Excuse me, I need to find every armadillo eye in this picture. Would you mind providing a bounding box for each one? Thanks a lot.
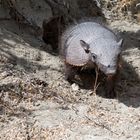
[108,65,111,68]
[92,53,97,60]
[93,55,96,59]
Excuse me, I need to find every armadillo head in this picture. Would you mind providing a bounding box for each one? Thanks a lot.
[80,39,123,75]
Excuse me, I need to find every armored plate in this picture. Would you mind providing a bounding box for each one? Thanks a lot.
[62,21,121,73]
[66,41,90,66]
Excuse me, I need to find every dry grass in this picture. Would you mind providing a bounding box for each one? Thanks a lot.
[102,0,140,21]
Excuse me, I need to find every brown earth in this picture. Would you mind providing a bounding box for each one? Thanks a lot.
[0,1,140,140]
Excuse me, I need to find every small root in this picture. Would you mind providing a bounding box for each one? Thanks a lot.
[93,67,100,95]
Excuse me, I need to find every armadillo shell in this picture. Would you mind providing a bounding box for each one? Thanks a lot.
[66,44,89,66]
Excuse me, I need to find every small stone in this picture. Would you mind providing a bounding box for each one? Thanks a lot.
[0,71,12,79]
[71,83,79,91]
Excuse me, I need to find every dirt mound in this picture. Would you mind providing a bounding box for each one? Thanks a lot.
[0,1,140,139]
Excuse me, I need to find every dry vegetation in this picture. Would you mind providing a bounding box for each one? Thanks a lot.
[0,0,140,139]
[102,0,140,21]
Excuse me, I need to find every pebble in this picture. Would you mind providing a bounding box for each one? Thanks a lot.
[71,83,79,91]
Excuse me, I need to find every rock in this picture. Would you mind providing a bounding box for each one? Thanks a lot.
[71,83,79,91]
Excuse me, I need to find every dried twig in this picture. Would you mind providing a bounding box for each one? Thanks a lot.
[85,115,119,136]
[93,66,100,95]
[0,98,15,114]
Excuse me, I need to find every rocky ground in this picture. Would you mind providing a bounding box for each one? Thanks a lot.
[0,1,140,140]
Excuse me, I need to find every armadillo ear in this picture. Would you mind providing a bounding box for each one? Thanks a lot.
[80,40,90,53]
[118,39,123,47]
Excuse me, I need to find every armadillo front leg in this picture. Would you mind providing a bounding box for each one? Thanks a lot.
[105,74,117,98]
[64,63,77,84]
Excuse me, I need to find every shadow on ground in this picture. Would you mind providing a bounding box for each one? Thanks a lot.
[0,20,140,108]
[117,29,140,108]
[0,24,49,73]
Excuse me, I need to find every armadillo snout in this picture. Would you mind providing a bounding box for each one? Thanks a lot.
[98,63,117,75]
[105,68,117,75]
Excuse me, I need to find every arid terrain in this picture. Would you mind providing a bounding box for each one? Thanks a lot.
[0,0,140,140]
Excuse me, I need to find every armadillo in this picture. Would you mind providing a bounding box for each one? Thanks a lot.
[60,21,123,98]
